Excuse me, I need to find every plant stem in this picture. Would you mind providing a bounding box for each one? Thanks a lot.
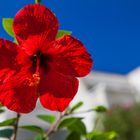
[70,109,94,115]
[13,113,20,140]
[44,109,94,138]
[45,113,64,137]
[35,0,41,4]
[44,109,94,137]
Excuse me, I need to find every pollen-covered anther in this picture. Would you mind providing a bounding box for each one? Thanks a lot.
[29,73,40,87]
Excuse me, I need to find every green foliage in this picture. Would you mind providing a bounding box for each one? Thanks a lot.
[0,104,5,114]
[93,105,107,113]
[0,104,3,108]
[34,134,45,140]
[66,132,81,140]
[37,114,56,124]
[0,118,16,126]
[58,117,86,135]
[101,104,140,140]
[0,101,114,140]
[20,125,44,134]
[68,101,83,113]
[0,109,5,113]
[106,131,118,140]
[13,38,18,44]
[87,131,106,140]
[56,30,72,39]
[0,128,13,138]
[86,131,118,140]
[2,18,14,37]
[34,134,43,140]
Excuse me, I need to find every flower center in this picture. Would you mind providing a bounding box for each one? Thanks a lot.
[29,51,51,87]
[31,51,51,71]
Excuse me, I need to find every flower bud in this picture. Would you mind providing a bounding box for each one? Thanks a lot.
[35,0,41,4]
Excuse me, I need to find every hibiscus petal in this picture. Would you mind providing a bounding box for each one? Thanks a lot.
[39,70,79,112]
[46,35,93,77]
[13,4,59,44]
[0,38,18,70]
[0,38,38,113]
[0,38,19,87]
[0,70,38,113]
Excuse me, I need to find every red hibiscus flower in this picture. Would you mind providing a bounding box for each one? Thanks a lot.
[0,4,93,113]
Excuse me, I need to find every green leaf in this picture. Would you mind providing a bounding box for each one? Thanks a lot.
[56,30,72,39]
[66,132,81,140]
[86,131,100,139]
[69,101,83,113]
[34,134,45,140]
[105,131,118,140]
[86,131,118,140]
[0,128,13,138]
[0,104,5,113]
[0,118,16,126]
[37,115,56,124]
[2,18,14,37]
[13,38,18,44]
[58,117,86,135]
[86,131,106,140]
[0,109,5,114]
[0,104,3,108]
[20,125,43,134]
[93,105,107,113]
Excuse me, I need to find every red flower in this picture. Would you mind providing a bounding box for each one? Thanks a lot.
[0,4,93,113]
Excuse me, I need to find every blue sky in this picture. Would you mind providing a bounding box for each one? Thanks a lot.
[0,0,140,74]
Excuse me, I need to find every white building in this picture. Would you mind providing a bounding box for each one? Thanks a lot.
[71,67,140,131]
